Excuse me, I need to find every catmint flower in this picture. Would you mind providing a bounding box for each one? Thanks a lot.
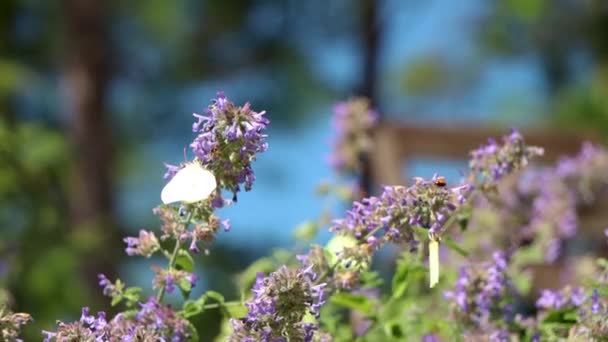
[466,141,608,264]
[123,230,160,257]
[228,266,327,341]
[42,307,107,342]
[163,163,182,180]
[469,128,543,187]
[555,142,608,204]
[97,274,118,297]
[421,333,441,342]
[43,297,192,341]
[187,214,224,254]
[0,307,32,342]
[536,289,568,310]
[591,289,601,314]
[331,176,464,249]
[153,205,188,241]
[488,329,510,342]
[328,97,377,175]
[536,286,587,313]
[152,267,197,294]
[545,287,608,340]
[444,251,513,328]
[190,92,269,200]
[153,203,226,255]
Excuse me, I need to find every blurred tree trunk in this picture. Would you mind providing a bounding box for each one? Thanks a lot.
[62,0,119,289]
[357,0,381,196]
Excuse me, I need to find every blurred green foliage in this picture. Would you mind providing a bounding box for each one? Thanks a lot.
[0,120,97,339]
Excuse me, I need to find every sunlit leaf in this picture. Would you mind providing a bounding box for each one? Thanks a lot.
[330,293,373,315]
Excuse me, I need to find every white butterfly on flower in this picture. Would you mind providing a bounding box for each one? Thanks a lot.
[161,162,217,204]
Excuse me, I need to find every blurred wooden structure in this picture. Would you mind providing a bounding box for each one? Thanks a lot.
[369,121,601,186]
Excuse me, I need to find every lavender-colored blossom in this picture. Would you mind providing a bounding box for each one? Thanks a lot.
[466,143,608,264]
[0,307,32,342]
[488,329,510,342]
[444,251,513,328]
[97,273,118,297]
[469,129,543,187]
[536,290,567,310]
[555,142,608,204]
[228,266,327,341]
[190,92,269,200]
[328,97,377,175]
[591,289,601,314]
[153,267,197,294]
[544,287,608,340]
[421,333,440,342]
[123,230,160,257]
[536,286,587,310]
[331,176,467,249]
[153,205,225,255]
[163,163,182,180]
[43,297,191,341]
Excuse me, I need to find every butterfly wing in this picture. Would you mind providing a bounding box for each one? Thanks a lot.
[161,164,217,204]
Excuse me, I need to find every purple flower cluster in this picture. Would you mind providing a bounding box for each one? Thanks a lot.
[0,307,32,342]
[470,143,608,263]
[535,286,586,310]
[331,176,469,249]
[555,143,608,204]
[123,229,160,257]
[228,266,327,341]
[187,91,269,201]
[469,129,544,187]
[97,274,120,297]
[328,97,377,175]
[42,298,192,341]
[152,266,197,294]
[444,251,513,328]
[152,205,230,255]
[537,287,608,340]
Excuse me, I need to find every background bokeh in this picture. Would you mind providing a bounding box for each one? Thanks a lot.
[0,0,606,340]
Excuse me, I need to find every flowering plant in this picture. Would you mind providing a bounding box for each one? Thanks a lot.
[3,93,608,342]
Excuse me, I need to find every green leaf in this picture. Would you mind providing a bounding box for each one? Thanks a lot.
[361,270,384,288]
[111,295,123,307]
[541,308,578,324]
[457,210,471,232]
[123,287,142,307]
[175,250,195,273]
[186,320,200,342]
[206,290,225,303]
[383,321,404,339]
[181,298,205,318]
[330,293,373,315]
[225,302,248,318]
[442,236,469,257]
[293,221,318,241]
[391,262,426,299]
[178,278,192,300]
[121,309,139,319]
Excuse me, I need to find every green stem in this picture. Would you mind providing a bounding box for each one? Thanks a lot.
[156,212,193,303]
[201,301,241,310]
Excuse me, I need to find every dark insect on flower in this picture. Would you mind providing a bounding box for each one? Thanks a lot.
[178,205,188,218]
[435,176,447,187]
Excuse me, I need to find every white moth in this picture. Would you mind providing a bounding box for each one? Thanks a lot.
[161,163,217,204]
[429,239,440,288]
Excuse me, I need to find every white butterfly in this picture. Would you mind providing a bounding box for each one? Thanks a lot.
[161,163,217,204]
